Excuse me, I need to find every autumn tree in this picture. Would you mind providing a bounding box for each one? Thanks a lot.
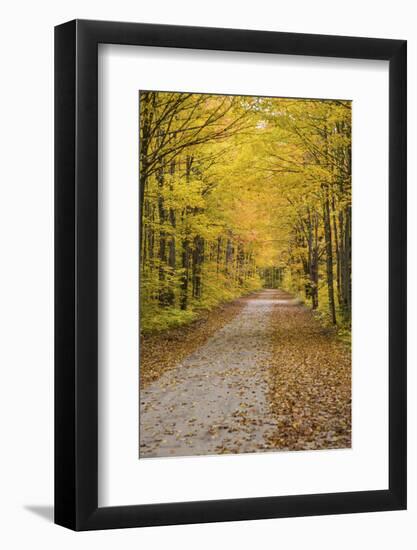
[139,92,351,331]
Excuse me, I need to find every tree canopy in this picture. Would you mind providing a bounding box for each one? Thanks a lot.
[139,91,351,332]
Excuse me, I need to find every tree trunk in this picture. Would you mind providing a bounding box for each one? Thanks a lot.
[323,189,337,324]
[180,155,194,309]
[192,236,204,299]
[167,160,176,272]
[332,194,342,307]
[180,237,190,310]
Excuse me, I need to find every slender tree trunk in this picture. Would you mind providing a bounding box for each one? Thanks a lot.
[332,194,342,307]
[180,155,193,310]
[192,235,204,299]
[323,188,337,325]
[157,169,171,306]
[343,207,352,325]
[148,204,155,272]
[312,211,319,309]
[180,236,190,310]
[139,92,154,255]
[167,161,176,274]
[141,199,148,273]
[216,237,221,275]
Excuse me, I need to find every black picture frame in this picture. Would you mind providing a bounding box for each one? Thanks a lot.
[55,19,407,531]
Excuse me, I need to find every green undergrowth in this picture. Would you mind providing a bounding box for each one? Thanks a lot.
[141,278,261,334]
[140,306,199,333]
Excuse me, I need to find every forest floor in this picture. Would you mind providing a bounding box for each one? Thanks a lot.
[139,289,351,458]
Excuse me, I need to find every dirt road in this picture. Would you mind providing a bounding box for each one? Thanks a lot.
[139,289,351,458]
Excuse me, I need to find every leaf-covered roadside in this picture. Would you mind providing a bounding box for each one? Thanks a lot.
[266,293,351,450]
[140,298,246,389]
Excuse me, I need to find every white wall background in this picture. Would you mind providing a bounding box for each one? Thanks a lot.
[0,0,414,548]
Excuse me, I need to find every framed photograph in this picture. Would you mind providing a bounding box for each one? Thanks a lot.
[55,19,406,530]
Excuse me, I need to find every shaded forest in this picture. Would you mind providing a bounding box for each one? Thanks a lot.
[139,91,351,332]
